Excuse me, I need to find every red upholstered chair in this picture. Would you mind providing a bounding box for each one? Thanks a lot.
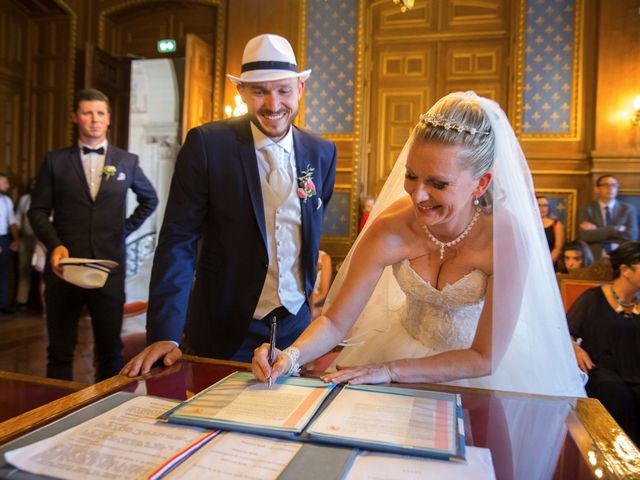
[556,261,613,313]
[557,278,612,313]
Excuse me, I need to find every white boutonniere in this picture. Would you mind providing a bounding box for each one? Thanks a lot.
[103,165,116,181]
[296,166,317,204]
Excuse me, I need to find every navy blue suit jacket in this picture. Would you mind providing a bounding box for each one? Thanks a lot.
[28,144,158,274]
[147,116,337,358]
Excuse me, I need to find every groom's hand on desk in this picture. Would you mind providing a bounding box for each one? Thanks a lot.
[120,341,182,377]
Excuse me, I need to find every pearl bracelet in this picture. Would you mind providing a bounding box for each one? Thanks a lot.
[281,346,301,377]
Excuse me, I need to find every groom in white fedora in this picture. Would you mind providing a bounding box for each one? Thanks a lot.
[122,34,337,375]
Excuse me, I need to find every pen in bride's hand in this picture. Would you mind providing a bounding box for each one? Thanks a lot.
[268,316,277,389]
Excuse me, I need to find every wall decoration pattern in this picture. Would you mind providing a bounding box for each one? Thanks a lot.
[322,191,351,237]
[304,0,357,134]
[522,0,577,135]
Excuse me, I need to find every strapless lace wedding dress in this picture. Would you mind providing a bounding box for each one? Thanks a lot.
[334,259,487,367]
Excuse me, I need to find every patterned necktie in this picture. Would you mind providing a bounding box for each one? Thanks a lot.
[262,144,290,202]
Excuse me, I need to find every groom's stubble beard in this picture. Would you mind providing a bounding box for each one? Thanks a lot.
[251,104,299,142]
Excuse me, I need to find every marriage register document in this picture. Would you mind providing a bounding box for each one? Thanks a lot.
[307,384,465,460]
[162,372,334,436]
[5,396,217,480]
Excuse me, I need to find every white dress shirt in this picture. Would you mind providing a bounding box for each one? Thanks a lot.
[0,194,16,235]
[79,140,108,200]
[251,123,305,319]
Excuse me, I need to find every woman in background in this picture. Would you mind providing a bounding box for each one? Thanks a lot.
[556,240,594,273]
[537,195,564,264]
[568,241,640,444]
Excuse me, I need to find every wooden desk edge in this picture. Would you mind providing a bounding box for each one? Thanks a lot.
[573,398,640,477]
[181,354,251,369]
[0,356,248,445]
[0,374,136,445]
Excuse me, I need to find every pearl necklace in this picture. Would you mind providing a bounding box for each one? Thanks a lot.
[422,207,481,260]
[609,285,638,310]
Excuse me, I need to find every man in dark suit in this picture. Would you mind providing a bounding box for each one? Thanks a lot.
[579,174,638,260]
[121,34,336,376]
[29,88,158,381]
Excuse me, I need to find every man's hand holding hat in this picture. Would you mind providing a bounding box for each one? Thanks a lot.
[50,245,69,279]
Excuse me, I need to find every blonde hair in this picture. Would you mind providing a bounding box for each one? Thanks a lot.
[412,92,495,210]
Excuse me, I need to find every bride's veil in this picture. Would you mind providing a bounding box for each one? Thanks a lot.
[324,91,585,396]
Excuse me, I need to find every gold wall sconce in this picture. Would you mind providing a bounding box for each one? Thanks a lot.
[392,0,415,13]
[632,96,640,126]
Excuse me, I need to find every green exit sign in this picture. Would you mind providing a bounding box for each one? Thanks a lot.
[157,39,176,53]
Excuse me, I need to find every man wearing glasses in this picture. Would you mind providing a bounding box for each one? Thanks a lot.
[579,175,638,260]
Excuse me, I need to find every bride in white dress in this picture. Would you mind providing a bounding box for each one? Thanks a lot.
[252,91,585,397]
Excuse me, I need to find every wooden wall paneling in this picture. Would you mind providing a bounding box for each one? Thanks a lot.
[84,44,131,149]
[373,0,434,36]
[590,0,640,201]
[0,0,78,193]
[364,0,511,203]
[182,33,214,141]
[368,41,435,195]
[592,0,640,158]
[0,2,28,189]
[438,38,508,105]
[438,0,508,33]
[102,3,217,60]
[98,1,224,120]
[30,15,71,174]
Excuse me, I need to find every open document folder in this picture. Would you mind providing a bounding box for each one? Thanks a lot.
[161,372,465,461]
[159,371,335,436]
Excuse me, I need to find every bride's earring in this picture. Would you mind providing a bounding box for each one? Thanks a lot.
[473,197,479,206]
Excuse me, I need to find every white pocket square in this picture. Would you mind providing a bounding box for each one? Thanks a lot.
[117,172,126,181]
[315,197,322,211]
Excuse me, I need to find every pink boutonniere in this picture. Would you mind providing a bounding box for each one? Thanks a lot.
[296,166,317,203]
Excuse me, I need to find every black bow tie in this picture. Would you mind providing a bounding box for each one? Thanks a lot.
[82,146,105,155]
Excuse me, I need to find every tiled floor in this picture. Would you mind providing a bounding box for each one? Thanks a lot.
[0,309,146,384]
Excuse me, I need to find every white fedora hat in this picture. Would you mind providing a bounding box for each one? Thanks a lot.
[227,34,311,85]
[59,258,119,289]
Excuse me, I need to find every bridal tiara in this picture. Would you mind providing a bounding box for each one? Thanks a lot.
[419,113,490,136]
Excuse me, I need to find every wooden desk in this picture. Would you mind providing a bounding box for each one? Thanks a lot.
[1,355,639,479]
[0,371,87,423]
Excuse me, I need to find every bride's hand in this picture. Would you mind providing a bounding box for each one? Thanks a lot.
[251,343,291,382]
[321,363,395,385]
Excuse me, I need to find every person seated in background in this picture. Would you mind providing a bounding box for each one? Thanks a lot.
[358,195,375,232]
[556,240,594,273]
[568,241,640,445]
[310,250,332,320]
[579,175,638,260]
[536,195,564,264]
